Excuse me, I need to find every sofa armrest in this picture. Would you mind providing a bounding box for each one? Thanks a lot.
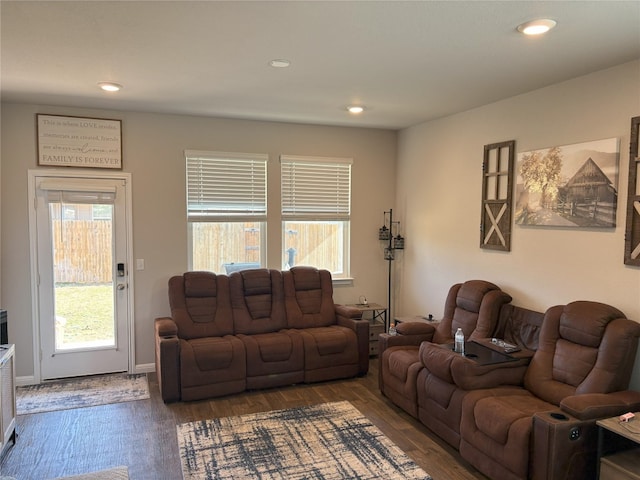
[396,321,437,336]
[560,390,640,420]
[156,316,178,337]
[154,317,181,403]
[335,304,363,320]
[337,315,369,375]
[378,327,435,359]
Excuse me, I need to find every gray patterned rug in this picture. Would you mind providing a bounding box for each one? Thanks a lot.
[177,401,432,480]
[16,373,149,415]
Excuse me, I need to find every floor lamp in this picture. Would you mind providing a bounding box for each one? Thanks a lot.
[378,209,404,330]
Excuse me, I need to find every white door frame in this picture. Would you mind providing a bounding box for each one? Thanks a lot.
[28,169,135,383]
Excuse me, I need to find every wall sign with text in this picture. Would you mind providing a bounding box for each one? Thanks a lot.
[37,114,122,169]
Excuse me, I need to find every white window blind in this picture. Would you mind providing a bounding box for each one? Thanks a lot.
[39,179,117,204]
[186,150,268,222]
[280,155,352,220]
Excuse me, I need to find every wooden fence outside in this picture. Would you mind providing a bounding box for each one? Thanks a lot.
[52,220,113,284]
[190,221,344,273]
[53,220,344,283]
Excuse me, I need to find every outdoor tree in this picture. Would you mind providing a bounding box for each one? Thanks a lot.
[520,146,563,208]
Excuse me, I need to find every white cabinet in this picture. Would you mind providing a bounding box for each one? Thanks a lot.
[0,344,16,460]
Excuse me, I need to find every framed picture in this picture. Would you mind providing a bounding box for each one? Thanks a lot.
[514,138,619,228]
[37,114,122,169]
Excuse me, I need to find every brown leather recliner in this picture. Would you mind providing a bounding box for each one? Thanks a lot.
[459,301,640,480]
[378,280,513,418]
[230,268,304,390]
[283,266,369,382]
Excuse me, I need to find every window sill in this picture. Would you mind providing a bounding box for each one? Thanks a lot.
[333,277,354,287]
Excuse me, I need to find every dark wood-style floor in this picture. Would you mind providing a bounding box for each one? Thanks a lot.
[2,358,487,480]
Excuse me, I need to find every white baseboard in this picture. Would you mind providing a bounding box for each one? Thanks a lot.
[17,375,37,387]
[135,363,155,374]
[17,364,155,386]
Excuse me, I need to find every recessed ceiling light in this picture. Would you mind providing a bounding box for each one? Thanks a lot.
[517,19,557,36]
[98,82,123,92]
[269,59,291,68]
[347,105,365,114]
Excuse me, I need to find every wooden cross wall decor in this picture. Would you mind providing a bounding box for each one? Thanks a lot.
[624,116,640,266]
[480,140,515,251]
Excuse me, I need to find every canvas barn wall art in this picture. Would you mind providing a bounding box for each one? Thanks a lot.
[515,138,619,228]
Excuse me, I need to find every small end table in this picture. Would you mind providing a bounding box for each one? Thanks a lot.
[346,303,387,356]
[596,413,640,479]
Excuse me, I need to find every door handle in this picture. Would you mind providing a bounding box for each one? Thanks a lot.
[117,283,127,291]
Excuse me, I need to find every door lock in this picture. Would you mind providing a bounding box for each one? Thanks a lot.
[117,283,127,291]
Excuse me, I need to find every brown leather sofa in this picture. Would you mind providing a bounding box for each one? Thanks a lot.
[379,292,640,480]
[155,266,369,402]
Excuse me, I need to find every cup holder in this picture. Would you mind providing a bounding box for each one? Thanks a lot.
[550,412,569,421]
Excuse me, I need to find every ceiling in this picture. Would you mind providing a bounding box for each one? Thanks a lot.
[1,1,639,130]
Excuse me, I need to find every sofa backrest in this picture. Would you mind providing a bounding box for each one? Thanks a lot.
[230,268,287,335]
[525,301,640,405]
[433,280,512,343]
[168,271,233,339]
[493,304,544,351]
[283,266,336,329]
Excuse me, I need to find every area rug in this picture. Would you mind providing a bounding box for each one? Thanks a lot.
[177,400,432,480]
[52,466,129,480]
[16,373,149,415]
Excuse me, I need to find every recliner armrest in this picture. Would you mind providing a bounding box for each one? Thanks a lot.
[154,317,181,402]
[155,316,178,337]
[560,390,640,420]
[336,316,369,376]
[335,304,362,320]
[378,329,435,358]
[397,321,436,336]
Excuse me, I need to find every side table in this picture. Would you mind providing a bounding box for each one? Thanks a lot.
[596,413,640,479]
[346,303,387,356]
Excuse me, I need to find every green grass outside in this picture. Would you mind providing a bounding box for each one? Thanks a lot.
[54,284,114,345]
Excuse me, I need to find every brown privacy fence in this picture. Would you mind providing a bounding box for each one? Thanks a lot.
[53,220,344,283]
[192,221,343,274]
[52,220,113,284]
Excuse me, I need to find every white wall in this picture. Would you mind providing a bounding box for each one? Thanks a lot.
[396,60,640,389]
[1,105,397,378]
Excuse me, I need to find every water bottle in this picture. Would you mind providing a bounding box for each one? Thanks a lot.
[389,323,397,336]
[454,328,465,354]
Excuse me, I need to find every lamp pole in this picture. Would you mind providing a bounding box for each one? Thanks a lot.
[388,209,393,330]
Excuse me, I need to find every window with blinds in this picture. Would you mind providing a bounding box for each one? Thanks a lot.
[281,156,351,219]
[185,151,267,273]
[280,155,352,277]
[186,150,267,221]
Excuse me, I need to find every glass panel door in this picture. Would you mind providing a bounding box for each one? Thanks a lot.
[35,176,130,380]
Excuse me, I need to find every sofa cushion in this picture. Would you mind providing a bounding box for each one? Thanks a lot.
[283,267,336,329]
[298,326,358,370]
[184,271,217,297]
[244,332,297,363]
[230,269,287,335]
[179,336,246,390]
[169,272,234,339]
[559,301,623,348]
[460,387,550,479]
[188,337,236,371]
